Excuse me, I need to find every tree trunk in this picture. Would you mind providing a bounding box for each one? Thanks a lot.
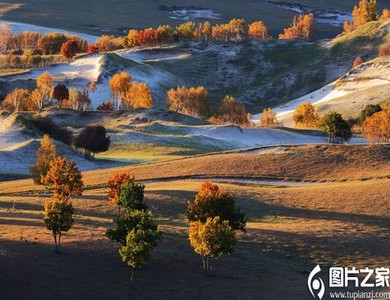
[130,268,135,287]
[53,232,58,253]
[58,231,61,253]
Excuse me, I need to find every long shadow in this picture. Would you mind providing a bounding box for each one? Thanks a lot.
[148,189,390,228]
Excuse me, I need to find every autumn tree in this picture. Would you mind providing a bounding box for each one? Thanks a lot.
[66,89,91,110]
[38,32,68,54]
[344,0,378,33]
[378,43,390,57]
[124,82,153,109]
[176,22,196,39]
[279,13,314,40]
[229,19,246,42]
[167,86,210,118]
[53,84,69,106]
[362,110,390,143]
[61,40,79,62]
[212,23,231,42]
[189,216,236,271]
[319,111,352,143]
[95,35,122,51]
[137,28,157,46]
[109,71,132,110]
[195,21,212,41]
[44,199,74,253]
[260,108,279,127]
[353,56,363,68]
[380,9,390,20]
[36,71,53,108]
[127,29,140,48]
[74,125,110,159]
[248,21,270,40]
[187,181,246,232]
[2,88,31,112]
[108,172,135,206]
[0,26,11,53]
[292,102,320,128]
[30,134,57,184]
[155,25,172,45]
[87,44,99,54]
[214,95,250,126]
[42,156,84,201]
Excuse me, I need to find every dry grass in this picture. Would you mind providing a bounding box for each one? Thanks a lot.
[0,172,389,299]
[81,144,390,186]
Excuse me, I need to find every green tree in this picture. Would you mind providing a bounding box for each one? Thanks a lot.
[74,125,110,159]
[30,134,57,184]
[358,104,382,125]
[119,224,162,283]
[117,181,147,212]
[319,111,352,143]
[106,210,158,245]
[44,199,74,253]
[187,181,246,232]
[189,216,236,271]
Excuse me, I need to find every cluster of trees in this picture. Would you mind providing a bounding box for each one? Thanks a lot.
[109,71,153,110]
[188,181,246,270]
[90,14,314,52]
[1,72,93,112]
[278,13,314,40]
[361,105,390,143]
[290,101,390,144]
[166,86,251,126]
[167,86,210,118]
[342,0,388,34]
[291,102,351,143]
[106,173,161,282]
[0,29,88,66]
[30,135,84,252]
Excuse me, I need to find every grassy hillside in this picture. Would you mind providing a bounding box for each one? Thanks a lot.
[83,144,390,185]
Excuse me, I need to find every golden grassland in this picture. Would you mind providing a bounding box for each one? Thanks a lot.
[86,144,390,185]
[0,144,389,299]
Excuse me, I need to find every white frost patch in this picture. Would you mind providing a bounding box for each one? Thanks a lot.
[169,9,221,21]
[0,20,98,44]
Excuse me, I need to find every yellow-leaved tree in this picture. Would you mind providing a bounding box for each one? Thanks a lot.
[30,134,57,184]
[292,102,320,128]
[189,216,236,271]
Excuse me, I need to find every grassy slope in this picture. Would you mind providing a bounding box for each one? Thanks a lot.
[84,144,390,185]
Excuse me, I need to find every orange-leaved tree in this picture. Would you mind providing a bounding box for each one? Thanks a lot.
[36,71,53,108]
[187,181,246,232]
[260,107,279,127]
[292,102,320,128]
[125,82,153,109]
[279,13,314,40]
[42,156,84,201]
[108,172,135,207]
[248,21,270,40]
[109,71,132,110]
[362,110,390,143]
